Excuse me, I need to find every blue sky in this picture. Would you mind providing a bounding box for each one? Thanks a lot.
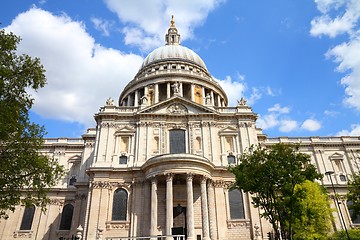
[1,0,360,138]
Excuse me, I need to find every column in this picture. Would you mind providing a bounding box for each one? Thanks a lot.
[150,177,158,239]
[179,82,183,97]
[128,94,133,106]
[166,174,174,240]
[207,181,217,240]
[154,84,159,104]
[217,95,221,107]
[202,87,206,104]
[134,90,139,107]
[210,91,214,106]
[191,84,195,101]
[201,177,210,240]
[186,174,195,240]
[167,83,171,98]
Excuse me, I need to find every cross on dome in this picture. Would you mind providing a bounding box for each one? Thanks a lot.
[165,15,180,45]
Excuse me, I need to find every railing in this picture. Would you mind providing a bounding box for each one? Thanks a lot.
[107,235,185,240]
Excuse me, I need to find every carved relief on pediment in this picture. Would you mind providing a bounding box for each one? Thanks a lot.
[166,103,188,114]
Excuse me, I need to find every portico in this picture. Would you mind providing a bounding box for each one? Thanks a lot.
[142,154,215,240]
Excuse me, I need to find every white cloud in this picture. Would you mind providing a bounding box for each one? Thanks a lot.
[336,124,360,136]
[257,114,279,130]
[268,104,290,114]
[91,17,114,36]
[104,0,226,51]
[327,37,360,111]
[301,119,322,131]
[5,7,143,128]
[257,104,322,134]
[215,76,246,106]
[279,119,298,133]
[311,0,360,38]
[311,0,360,113]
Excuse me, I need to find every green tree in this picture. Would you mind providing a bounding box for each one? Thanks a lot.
[347,170,360,222]
[0,29,64,219]
[229,143,322,240]
[291,180,333,240]
[330,228,360,240]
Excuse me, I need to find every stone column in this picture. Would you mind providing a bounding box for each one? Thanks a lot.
[154,84,159,104]
[207,180,218,240]
[210,91,214,106]
[191,84,195,101]
[150,177,158,239]
[134,90,139,107]
[166,174,174,240]
[201,177,210,240]
[186,174,195,240]
[167,83,171,98]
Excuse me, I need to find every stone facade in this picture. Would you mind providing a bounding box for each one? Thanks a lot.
[1,17,360,240]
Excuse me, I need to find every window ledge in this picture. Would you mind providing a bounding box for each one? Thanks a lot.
[13,230,33,238]
[105,221,130,230]
[227,219,251,229]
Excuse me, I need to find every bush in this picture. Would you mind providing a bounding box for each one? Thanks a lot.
[330,228,360,240]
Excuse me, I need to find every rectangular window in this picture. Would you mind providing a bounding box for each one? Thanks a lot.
[229,189,245,219]
[169,129,186,154]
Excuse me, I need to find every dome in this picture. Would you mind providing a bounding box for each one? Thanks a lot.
[140,44,207,70]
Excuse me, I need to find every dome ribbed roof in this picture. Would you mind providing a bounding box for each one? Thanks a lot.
[140,44,207,70]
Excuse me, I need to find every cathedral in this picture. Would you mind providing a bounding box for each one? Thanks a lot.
[1,17,360,240]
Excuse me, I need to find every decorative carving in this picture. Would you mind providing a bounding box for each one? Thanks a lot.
[237,97,247,106]
[106,97,114,106]
[205,93,212,105]
[49,199,65,206]
[227,220,251,229]
[13,230,33,238]
[92,181,132,190]
[171,82,180,96]
[100,123,117,128]
[167,103,188,114]
[213,180,233,188]
[75,193,87,200]
[106,221,130,230]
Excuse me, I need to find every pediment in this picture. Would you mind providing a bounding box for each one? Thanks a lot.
[116,126,135,133]
[68,154,81,163]
[137,97,217,115]
[329,152,343,160]
[219,126,238,133]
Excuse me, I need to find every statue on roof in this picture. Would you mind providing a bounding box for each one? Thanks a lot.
[106,97,114,106]
[237,97,247,106]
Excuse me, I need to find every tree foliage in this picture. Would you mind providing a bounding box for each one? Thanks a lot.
[347,170,360,222]
[330,228,360,240]
[0,29,64,218]
[291,180,333,240]
[229,143,322,240]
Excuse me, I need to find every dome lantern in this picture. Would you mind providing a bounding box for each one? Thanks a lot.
[165,15,180,45]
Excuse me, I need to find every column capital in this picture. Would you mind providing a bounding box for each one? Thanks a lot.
[200,175,208,184]
[186,173,194,181]
[150,176,157,184]
[165,173,174,182]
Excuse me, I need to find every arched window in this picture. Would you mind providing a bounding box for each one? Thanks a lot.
[20,205,35,230]
[119,155,128,164]
[112,188,128,221]
[227,154,236,164]
[339,174,347,182]
[195,137,201,151]
[169,129,186,154]
[229,189,245,219]
[59,204,74,230]
[347,200,360,224]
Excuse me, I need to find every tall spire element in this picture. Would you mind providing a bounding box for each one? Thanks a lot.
[165,15,180,45]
